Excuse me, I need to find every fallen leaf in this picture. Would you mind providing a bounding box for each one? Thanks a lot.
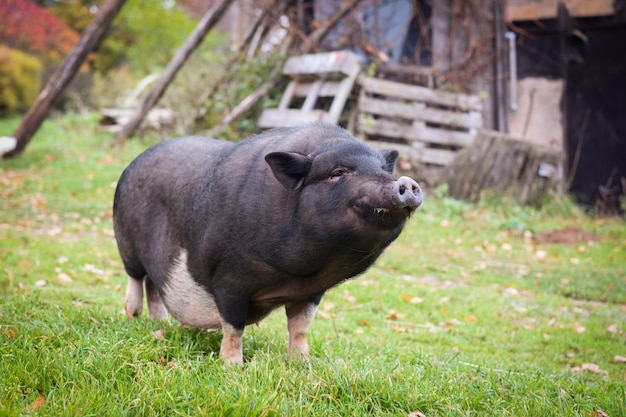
[574,322,586,333]
[34,280,46,287]
[465,315,477,323]
[386,311,401,321]
[358,320,372,327]
[2,328,17,339]
[592,409,610,417]
[322,302,335,312]
[343,291,356,303]
[57,272,73,284]
[606,323,618,334]
[534,250,547,262]
[317,311,331,319]
[90,317,102,326]
[408,411,426,417]
[355,328,364,334]
[442,322,454,329]
[614,355,626,363]
[24,395,46,412]
[573,363,608,376]
[392,327,411,333]
[153,329,165,340]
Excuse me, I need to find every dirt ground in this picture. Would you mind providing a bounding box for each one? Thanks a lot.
[533,226,601,245]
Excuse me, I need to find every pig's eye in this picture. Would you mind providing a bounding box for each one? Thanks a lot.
[329,168,347,179]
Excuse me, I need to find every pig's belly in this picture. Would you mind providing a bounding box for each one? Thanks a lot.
[161,250,222,329]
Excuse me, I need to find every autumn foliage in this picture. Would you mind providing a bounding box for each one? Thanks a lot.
[0,0,80,65]
[0,46,42,117]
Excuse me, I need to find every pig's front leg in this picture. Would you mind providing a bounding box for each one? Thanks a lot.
[216,293,248,366]
[285,293,324,358]
[219,323,244,366]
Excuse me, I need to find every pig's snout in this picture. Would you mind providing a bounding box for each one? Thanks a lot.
[393,176,422,209]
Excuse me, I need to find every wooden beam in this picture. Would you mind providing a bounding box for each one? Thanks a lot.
[4,0,128,158]
[113,0,234,145]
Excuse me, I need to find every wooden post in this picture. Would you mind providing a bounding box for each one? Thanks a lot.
[113,0,235,145]
[4,0,128,158]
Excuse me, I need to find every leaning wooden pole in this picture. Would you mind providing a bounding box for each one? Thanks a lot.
[3,0,128,158]
[113,0,234,145]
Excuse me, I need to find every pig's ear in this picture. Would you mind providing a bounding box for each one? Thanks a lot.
[380,149,399,173]
[265,151,312,190]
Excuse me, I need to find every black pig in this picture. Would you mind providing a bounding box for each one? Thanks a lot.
[113,122,422,365]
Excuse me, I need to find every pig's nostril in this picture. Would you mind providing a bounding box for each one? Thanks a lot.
[394,176,422,209]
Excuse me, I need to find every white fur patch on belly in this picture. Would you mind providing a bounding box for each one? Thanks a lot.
[162,249,222,329]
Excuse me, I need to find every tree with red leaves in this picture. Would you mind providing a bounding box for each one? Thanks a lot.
[0,0,80,65]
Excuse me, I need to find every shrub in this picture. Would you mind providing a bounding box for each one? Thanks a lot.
[0,46,42,117]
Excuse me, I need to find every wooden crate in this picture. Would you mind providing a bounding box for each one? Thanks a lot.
[357,75,483,166]
[257,50,362,128]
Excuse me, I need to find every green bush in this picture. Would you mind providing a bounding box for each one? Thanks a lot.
[0,46,42,117]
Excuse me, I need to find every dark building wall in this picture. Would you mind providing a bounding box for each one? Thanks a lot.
[515,17,626,212]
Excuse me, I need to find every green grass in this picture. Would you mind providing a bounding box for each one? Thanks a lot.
[1,113,625,416]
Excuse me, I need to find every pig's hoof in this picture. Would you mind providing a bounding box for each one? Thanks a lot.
[288,345,311,360]
[220,354,244,367]
[124,303,142,319]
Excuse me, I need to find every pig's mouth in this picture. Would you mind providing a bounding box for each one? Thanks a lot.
[356,202,415,228]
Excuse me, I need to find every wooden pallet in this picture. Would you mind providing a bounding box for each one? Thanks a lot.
[357,75,483,166]
[257,50,362,128]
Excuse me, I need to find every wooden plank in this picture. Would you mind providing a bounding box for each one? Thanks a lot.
[292,81,343,97]
[506,0,613,20]
[359,75,482,111]
[283,50,362,77]
[278,80,297,109]
[358,116,474,147]
[364,139,455,165]
[257,109,328,128]
[359,95,482,129]
[301,79,323,112]
[327,65,360,123]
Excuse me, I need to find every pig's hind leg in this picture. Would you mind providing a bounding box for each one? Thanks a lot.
[125,276,169,320]
[124,276,144,319]
[145,278,168,320]
[286,293,323,358]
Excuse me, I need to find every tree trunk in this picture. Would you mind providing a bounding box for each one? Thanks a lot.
[4,0,128,158]
[112,0,235,145]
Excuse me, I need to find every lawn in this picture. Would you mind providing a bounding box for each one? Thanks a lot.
[1,113,625,416]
